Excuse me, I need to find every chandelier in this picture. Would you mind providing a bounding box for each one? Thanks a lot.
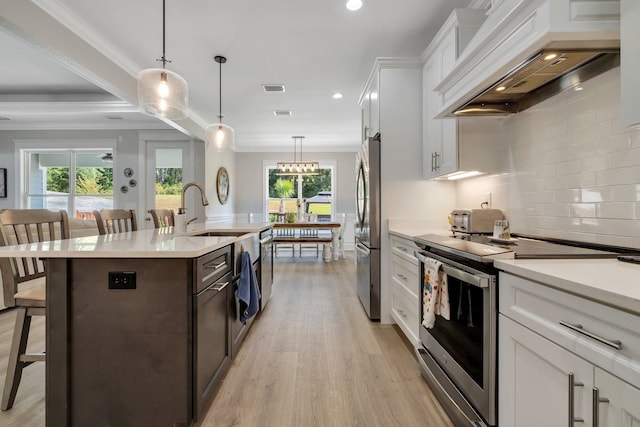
[277,136,319,176]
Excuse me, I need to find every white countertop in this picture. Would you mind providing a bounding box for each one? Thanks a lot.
[495,258,640,316]
[388,219,449,240]
[0,222,273,259]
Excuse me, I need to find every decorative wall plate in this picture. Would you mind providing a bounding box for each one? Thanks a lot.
[129,179,137,187]
[120,185,128,193]
[124,167,134,177]
[216,167,229,205]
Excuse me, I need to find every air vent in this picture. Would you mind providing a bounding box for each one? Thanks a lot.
[263,84,285,92]
[105,115,123,120]
[0,117,10,120]
[273,110,292,116]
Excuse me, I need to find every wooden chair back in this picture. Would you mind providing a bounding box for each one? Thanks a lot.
[149,208,175,228]
[0,209,69,307]
[93,209,138,235]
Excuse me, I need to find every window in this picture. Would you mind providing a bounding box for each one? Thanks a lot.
[266,163,334,222]
[23,149,114,219]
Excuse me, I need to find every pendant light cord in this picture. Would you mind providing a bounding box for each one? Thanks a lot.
[219,58,222,122]
[158,0,170,68]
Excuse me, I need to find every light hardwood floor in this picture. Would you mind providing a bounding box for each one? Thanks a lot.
[0,253,453,427]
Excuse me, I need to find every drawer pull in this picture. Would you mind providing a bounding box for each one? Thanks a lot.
[568,373,584,425]
[211,281,229,292]
[201,261,228,283]
[206,261,227,271]
[592,387,609,427]
[397,246,408,252]
[559,321,622,350]
[397,273,407,281]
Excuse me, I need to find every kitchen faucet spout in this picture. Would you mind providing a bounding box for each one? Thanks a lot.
[178,182,209,215]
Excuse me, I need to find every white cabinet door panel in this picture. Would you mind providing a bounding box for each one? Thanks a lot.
[595,367,640,427]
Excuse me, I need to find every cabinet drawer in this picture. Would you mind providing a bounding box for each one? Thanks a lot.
[390,234,419,265]
[391,254,419,299]
[500,272,640,388]
[391,280,419,345]
[194,245,232,294]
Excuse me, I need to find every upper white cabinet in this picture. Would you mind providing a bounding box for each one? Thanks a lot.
[621,0,640,127]
[422,8,500,179]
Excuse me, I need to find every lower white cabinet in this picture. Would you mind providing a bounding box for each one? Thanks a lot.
[500,315,594,426]
[499,272,640,427]
[389,234,420,345]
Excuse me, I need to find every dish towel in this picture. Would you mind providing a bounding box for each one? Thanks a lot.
[238,251,261,324]
[422,257,450,328]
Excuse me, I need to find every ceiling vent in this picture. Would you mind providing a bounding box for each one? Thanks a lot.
[0,117,10,120]
[263,84,286,93]
[105,115,123,120]
[273,110,292,116]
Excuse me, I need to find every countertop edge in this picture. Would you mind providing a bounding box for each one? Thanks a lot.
[495,259,640,317]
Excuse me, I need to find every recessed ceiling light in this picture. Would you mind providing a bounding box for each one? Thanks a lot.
[346,0,363,11]
[496,86,506,92]
[273,110,292,116]
[332,93,343,99]
[544,53,558,61]
[263,84,286,92]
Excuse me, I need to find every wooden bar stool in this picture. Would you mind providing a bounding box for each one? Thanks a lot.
[93,209,138,234]
[149,209,175,228]
[0,209,70,410]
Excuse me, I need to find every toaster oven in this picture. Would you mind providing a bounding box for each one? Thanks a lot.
[450,209,504,234]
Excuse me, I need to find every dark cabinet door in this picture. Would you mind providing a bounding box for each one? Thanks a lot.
[229,263,258,358]
[194,271,231,419]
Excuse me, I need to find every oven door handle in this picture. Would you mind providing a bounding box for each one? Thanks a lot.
[415,251,489,289]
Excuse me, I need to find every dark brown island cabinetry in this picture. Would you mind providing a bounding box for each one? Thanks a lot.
[45,240,259,427]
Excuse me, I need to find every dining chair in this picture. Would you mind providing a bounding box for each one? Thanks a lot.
[337,213,346,258]
[93,209,138,234]
[149,208,175,228]
[275,227,295,257]
[299,227,320,257]
[0,209,70,410]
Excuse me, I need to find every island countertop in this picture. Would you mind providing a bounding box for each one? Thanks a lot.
[0,222,273,258]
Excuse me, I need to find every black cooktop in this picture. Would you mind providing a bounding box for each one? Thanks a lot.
[414,233,624,263]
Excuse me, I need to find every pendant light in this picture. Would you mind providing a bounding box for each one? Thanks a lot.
[206,55,235,152]
[137,0,189,120]
[276,136,319,176]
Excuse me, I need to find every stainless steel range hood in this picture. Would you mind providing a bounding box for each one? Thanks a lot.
[453,41,620,117]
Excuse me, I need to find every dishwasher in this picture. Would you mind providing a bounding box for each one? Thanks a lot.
[260,228,273,310]
[193,245,232,420]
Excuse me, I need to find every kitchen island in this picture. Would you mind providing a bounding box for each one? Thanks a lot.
[0,222,272,427]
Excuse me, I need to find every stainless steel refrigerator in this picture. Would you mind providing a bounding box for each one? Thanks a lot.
[355,134,380,320]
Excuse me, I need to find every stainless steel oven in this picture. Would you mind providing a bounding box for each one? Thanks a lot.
[415,250,498,427]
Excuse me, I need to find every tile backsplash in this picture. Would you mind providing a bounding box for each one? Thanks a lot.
[456,67,640,249]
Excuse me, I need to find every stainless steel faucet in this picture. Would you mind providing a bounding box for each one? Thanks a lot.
[178,183,209,223]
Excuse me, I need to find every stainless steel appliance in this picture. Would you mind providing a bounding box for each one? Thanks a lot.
[259,228,273,310]
[450,208,504,235]
[355,134,381,320]
[413,234,623,427]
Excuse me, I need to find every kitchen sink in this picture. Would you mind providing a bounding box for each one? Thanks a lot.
[190,231,250,237]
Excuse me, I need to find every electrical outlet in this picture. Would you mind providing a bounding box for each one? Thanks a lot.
[108,271,136,289]
[482,192,492,208]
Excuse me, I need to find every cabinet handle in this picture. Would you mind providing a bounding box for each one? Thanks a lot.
[592,387,609,427]
[559,321,622,350]
[397,273,407,281]
[431,152,436,171]
[568,373,584,425]
[434,152,440,171]
[397,246,408,252]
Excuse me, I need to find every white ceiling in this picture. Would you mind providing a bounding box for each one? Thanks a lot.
[0,0,473,151]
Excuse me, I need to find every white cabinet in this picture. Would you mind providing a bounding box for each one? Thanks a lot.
[500,315,594,426]
[594,368,640,427]
[499,272,640,426]
[621,0,640,127]
[422,9,499,179]
[389,233,420,344]
[360,71,380,141]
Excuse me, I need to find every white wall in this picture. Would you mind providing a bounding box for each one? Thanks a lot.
[457,67,640,249]
[204,143,235,219]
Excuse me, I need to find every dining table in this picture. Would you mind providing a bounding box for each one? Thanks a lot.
[272,221,342,261]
